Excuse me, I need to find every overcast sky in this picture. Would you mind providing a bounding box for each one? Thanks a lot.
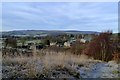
[2,2,118,32]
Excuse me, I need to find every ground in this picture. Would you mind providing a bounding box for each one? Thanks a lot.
[78,60,120,78]
[2,53,120,79]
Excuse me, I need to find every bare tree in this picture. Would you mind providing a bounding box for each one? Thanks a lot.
[84,31,113,61]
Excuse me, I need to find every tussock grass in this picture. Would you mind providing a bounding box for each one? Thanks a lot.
[43,53,88,70]
[2,51,89,78]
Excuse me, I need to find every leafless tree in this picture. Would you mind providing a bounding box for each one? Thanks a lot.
[84,31,113,61]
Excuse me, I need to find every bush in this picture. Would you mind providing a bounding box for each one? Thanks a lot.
[112,52,120,63]
[84,31,114,61]
[71,41,86,55]
[4,38,17,48]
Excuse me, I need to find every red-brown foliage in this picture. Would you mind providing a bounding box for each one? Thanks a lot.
[84,31,114,61]
[112,52,120,63]
[71,41,86,55]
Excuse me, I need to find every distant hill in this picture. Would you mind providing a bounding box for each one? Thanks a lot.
[65,30,99,34]
[1,30,100,36]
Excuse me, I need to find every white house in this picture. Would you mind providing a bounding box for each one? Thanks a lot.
[64,42,71,47]
[50,42,56,46]
[80,38,86,43]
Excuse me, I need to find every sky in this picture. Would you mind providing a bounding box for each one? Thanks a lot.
[2,2,118,32]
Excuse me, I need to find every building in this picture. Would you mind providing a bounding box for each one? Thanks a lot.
[64,42,71,47]
[80,38,86,43]
[50,42,57,46]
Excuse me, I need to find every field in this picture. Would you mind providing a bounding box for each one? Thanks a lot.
[2,50,120,79]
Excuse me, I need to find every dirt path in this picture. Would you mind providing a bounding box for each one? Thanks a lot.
[78,61,119,78]
[87,62,107,78]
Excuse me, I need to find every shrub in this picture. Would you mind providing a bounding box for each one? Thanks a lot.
[71,41,86,55]
[84,31,114,61]
[112,52,120,63]
[4,37,17,48]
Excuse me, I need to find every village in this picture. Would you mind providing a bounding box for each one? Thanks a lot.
[2,33,95,57]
